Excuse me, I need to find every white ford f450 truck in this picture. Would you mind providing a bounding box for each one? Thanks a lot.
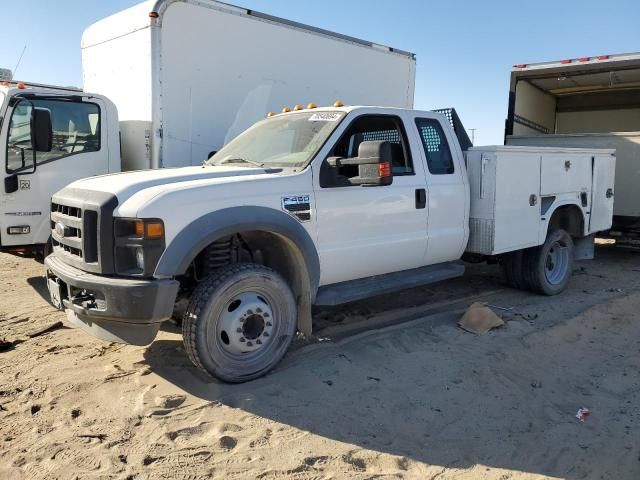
[45,105,616,382]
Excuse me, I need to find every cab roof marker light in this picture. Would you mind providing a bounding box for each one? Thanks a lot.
[282,106,291,113]
[334,101,344,107]
[514,64,527,68]
[17,82,25,89]
[267,111,276,117]
[149,11,159,18]
[307,103,317,109]
[293,104,303,111]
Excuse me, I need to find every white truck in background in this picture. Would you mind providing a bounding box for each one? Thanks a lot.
[505,52,640,247]
[0,0,415,258]
[45,105,616,383]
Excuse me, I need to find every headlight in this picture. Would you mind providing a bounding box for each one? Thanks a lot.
[115,218,164,240]
[114,218,165,277]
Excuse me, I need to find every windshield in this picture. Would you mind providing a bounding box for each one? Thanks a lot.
[206,111,345,168]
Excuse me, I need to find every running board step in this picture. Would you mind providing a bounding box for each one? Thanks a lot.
[314,262,465,306]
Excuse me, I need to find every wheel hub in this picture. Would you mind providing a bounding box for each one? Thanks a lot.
[544,241,569,285]
[219,292,275,354]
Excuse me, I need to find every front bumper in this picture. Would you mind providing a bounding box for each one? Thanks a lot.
[45,253,179,346]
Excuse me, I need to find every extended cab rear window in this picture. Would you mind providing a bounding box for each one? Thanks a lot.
[415,118,454,175]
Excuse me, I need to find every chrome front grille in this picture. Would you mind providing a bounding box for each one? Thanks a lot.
[51,202,85,259]
[49,189,117,274]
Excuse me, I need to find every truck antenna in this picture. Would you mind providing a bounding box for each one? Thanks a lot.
[13,45,27,77]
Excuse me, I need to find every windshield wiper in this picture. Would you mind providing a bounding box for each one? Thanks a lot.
[214,157,264,168]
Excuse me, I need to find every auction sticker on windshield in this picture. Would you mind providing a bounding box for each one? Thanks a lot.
[308,112,342,122]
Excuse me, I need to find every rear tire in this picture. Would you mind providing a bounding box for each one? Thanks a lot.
[499,250,527,290]
[523,229,574,295]
[182,263,297,383]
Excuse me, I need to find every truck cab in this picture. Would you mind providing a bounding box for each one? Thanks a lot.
[44,105,615,383]
[0,81,119,257]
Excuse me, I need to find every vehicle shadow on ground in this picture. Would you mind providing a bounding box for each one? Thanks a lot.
[27,276,50,303]
[141,245,640,479]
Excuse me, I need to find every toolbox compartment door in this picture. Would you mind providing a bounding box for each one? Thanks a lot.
[540,154,592,196]
[589,154,617,233]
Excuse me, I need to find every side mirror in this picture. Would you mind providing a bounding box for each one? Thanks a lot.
[329,141,393,186]
[32,107,52,153]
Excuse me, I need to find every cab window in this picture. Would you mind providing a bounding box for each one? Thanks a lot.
[330,115,413,180]
[415,118,454,175]
[6,99,101,173]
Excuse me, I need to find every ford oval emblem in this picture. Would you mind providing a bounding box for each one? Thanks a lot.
[55,222,66,238]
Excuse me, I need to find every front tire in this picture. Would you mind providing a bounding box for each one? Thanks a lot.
[182,263,297,383]
[523,229,574,295]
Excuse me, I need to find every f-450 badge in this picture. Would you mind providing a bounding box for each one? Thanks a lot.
[281,195,311,223]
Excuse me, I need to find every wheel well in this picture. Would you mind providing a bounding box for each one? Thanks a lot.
[548,205,584,238]
[188,230,314,334]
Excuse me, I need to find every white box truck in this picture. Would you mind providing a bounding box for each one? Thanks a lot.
[504,52,640,246]
[44,105,615,382]
[0,0,416,258]
[81,0,416,171]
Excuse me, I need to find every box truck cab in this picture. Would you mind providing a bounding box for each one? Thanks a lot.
[0,81,120,257]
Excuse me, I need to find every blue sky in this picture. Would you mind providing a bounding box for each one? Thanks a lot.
[2,0,639,144]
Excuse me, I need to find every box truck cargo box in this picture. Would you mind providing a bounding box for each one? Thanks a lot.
[81,0,417,171]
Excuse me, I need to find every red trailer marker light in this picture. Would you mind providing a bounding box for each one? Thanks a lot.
[579,57,590,62]
[596,55,610,60]
[561,59,572,64]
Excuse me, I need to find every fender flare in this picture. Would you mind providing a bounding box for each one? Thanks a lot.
[153,206,321,299]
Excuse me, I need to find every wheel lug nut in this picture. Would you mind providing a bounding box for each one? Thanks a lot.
[263,332,269,337]
[247,341,253,347]
[239,337,246,343]
[266,322,272,327]
[263,313,270,318]
[236,328,242,333]
[256,340,262,345]
[247,310,253,315]
[256,307,262,313]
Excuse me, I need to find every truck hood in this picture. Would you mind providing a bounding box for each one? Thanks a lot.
[66,165,277,200]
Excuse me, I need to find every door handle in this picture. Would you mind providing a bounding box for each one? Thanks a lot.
[415,188,426,209]
[4,175,18,194]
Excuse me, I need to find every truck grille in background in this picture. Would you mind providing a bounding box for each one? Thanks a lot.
[51,202,98,263]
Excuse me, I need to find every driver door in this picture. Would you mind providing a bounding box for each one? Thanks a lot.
[312,112,429,286]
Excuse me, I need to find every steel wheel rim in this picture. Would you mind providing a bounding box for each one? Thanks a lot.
[205,282,288,369]
[545,240,570,285]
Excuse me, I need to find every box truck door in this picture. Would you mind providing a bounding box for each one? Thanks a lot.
[590,154,616,232]
[1,96,110,248]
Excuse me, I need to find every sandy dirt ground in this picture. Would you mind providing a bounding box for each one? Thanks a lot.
[0,245,639,480]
